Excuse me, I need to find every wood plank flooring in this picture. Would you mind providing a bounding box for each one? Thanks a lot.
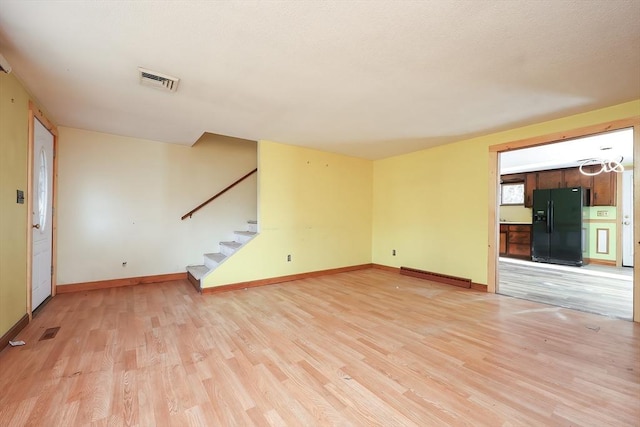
[499,258,633,320]
[1,269,638,426]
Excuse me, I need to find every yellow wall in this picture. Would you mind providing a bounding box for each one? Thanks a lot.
[0,73,30,336]
[203,141,373,287]
[372,100,640,285]
[57,128,257,285]
[372,138,489,283]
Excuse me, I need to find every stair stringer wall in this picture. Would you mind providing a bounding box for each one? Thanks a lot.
[202,140,373,289]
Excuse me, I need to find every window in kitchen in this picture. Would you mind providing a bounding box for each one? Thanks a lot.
[501,182,524,205]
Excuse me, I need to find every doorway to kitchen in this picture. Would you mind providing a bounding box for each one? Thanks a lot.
[496,126,635,320]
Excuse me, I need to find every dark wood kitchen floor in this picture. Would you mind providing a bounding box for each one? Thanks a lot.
[498,257,633,320]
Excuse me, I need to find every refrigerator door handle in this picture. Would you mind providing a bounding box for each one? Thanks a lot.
[549,200,554,234]
[546,201,551,233]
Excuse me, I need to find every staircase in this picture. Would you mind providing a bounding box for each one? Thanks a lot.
[187,220,258,291]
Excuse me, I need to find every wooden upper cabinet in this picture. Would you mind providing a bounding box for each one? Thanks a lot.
[536,170,563,189]
[563,167,591,190]
[501,173,525,183]
[592,168,617,206]
[507,166,616,208]
[524,173,536,207]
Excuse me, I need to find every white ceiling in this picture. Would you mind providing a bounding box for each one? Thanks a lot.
[0,1,639,160]
[500,127,634,174]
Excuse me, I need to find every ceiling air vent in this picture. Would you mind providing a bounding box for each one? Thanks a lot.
[138,67,179,92]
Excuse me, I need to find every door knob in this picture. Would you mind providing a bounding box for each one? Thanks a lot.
[623,220,630,225]
[32,224,40,229]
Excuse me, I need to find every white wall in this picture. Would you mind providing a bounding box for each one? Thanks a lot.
[56,128,257,285]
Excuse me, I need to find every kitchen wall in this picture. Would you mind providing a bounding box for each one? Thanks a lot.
[203,141,373,288]
[499,205,532,223]
[583,206,617,263]
[57,128,257,285]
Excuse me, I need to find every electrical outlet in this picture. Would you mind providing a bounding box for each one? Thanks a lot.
[122,262,127,267]
[596,210,608,217]
[287,254,291,262]
[392,249,396,256]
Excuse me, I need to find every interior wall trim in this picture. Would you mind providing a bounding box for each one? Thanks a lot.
[371,263,400,273]
[471,282,488,292]
[0,314,29,351]
[400,266,472,289]
[56,272,187,294]
[584,258,617,267]
[201,264,373,295]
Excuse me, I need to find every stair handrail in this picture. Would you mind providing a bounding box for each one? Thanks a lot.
[181,168,257,220]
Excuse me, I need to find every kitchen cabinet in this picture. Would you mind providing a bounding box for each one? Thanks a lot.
[501,173,525,183]
[499,224,532,259]
[536,170,563,189]
[564,165,616,206]
[524,173,537,207]
[517,166,616,207]
[563,167,591,190]
[591,166,617,206]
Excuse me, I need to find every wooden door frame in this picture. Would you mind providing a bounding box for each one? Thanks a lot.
[27,101,58,319]
[487,117,640,323]
[620,170,634,267]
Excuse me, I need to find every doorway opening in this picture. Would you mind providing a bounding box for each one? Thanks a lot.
[27,102,58,316]
[490,122,638,321]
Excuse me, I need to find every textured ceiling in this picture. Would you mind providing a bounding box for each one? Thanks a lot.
[0,1,639,160]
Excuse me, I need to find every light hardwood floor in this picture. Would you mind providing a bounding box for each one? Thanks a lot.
[499,258,634,320]
[1,269,638,426]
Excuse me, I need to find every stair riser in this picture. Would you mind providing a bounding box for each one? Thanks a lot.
[204,259,221,270]
[247,223,258,233]
[187,271,201,291]
[220,245,237,257]
[235,234,254,244]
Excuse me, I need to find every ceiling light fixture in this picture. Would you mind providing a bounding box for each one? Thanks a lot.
[578,156,624,176]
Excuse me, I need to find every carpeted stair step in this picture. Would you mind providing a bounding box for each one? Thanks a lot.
[234,230,257,243]
[204,252,226,269]
[186,264,209,280]
[220,241,242,256]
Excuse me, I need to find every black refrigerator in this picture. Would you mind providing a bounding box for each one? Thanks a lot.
[531,187,584,266]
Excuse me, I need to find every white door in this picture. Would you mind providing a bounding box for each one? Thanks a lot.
[621,170,634,267]
[31,118,54,310]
